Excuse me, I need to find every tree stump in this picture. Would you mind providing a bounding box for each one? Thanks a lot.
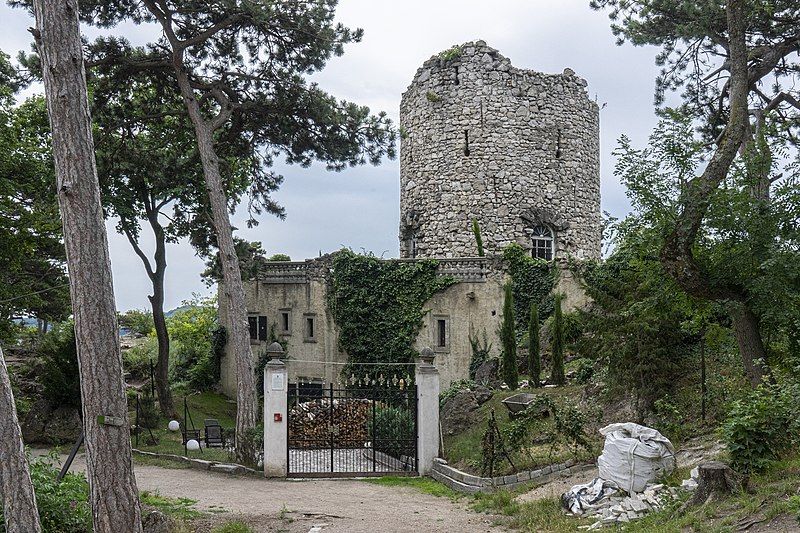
[687,461,742,507]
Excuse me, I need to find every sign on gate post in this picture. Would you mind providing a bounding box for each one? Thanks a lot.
[263,342,287,477]
[415,347,440,475]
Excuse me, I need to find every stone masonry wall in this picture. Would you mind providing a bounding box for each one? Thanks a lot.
[399,41,601,261]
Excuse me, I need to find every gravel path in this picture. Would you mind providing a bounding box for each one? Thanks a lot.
[42,451,499,533]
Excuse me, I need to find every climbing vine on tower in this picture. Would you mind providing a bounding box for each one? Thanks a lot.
[503,243,556,333]
[327,250,455,382]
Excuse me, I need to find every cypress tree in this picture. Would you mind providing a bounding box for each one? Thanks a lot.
[551,294,566,386]
[472,218,484,257]
[528,303,541,387]
[501,283,518,390]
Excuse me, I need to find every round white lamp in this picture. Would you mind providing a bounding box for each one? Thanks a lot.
[186,439,200,451]
[168,420,180,432]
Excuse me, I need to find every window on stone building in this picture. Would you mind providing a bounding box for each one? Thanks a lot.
[279,309,292,335]
[303,314,316,342]
[433,315,450,352]
[248,316,258,341]
[249,315,268,342]
[531,225,554,260]
[258,316,268,341]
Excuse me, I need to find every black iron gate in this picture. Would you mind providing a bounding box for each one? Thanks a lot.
[287,380,418,477]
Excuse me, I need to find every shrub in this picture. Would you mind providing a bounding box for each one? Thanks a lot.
[471,218,484,257]
[38,323,81,409]
[119,309,154,336]
[528,303,541,387]
[137,389,160,429]
[168,297,220,391]
[500,283,519,390]
[370,405,415,459]
[0,452,91,533]
[550,294,565,385]
[468,330,491,380]
[122,337,157,381]
[440,379,476,407]
[573,358,594,384]
[720,383,800,473]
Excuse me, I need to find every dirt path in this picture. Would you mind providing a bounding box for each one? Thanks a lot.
[44,451,499,532]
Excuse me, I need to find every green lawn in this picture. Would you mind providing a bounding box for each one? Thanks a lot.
[443,384,598,476]
[131,391,240,465]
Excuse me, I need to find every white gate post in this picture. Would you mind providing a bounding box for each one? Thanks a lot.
[415,347,440,476]
[263,342,287,478]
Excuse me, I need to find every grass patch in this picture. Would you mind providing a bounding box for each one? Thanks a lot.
[131,391,239,465]
[134,454,192,469]
[444,384,597,476]
[472,491,591,532]
[140,490,202,520]
[365,476,461,500]
[210,521,254,533]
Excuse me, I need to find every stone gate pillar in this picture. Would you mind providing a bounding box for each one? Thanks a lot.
[415,347,440,475]
[263,342,287,477]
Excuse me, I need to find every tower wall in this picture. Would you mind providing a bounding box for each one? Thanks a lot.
[399,41,601,261]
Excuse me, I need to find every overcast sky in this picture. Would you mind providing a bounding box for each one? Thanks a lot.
[1,0,663,312]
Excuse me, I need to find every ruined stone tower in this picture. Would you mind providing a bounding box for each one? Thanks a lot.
[399,41,601,261]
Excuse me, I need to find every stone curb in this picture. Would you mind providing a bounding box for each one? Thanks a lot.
[430,457,593,494]
[132,449,259,477]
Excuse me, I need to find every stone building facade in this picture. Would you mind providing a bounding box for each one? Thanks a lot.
[399,41,601,262]
[219,42,600,397]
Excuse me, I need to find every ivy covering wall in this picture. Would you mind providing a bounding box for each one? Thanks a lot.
[327,250,455,381]
[503,243,556,333]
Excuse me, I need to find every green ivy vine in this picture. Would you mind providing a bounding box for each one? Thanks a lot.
[327,250,456,382]
[503,243,556,333]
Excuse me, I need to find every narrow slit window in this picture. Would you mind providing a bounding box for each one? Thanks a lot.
[463,130,470,156]
[433,315,450,352]
[437,319,446,347]
[279,310,291,335]
[304,316,316,342]
[248,316,258,341]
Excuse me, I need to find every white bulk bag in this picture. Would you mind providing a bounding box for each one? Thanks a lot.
[597,422,675,494]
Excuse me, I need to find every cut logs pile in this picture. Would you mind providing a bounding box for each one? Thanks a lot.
[288,398,371,448]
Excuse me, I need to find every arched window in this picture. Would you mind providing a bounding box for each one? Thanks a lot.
[531,225,554,260]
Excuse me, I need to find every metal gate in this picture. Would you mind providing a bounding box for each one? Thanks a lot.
[287,379,418,477]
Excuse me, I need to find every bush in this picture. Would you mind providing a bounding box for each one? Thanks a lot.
[370,405,415,459]
[468,330,491,380]
[573,358,594,384]
[0,452,91,533]
[168,297,220,391]
[720,383,800,473]
[137,389,159,429]
[119,309,154,336]
[38,323,81,409]
[439,379,475,407]
[500,283,519,389]
[122,337,157,381]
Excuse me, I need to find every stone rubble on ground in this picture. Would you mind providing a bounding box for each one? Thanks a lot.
[574,469,701,529]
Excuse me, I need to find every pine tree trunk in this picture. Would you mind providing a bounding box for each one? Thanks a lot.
[30,1,142,531]
[147,212,175,418]
[729,303,768,387]
[171,62,257,464]
[0,347,42,533]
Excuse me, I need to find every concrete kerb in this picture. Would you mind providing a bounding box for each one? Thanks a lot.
[430,457,593,494]
[132,449,259,477]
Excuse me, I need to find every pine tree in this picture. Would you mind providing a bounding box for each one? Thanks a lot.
[500,283,518,390]
[551,294,566,386]
[528,303,541,387]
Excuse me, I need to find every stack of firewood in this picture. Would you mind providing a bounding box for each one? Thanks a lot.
[289,398,372,447]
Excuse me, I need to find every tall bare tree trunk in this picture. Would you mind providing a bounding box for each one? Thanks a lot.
[172,61,257,464]
[31,1,142,531]
[0,347,42,533]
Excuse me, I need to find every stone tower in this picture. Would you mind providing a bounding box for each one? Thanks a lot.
[399,41,601,261]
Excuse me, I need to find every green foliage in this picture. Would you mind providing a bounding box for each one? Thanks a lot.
[0,452,91,533]
[439,45,463,61]
[327,250,454,380]
[440,379,476,407]
[202,239,269,286]
[119,309,154,336]
[139,491,201,520]
[471,218,484,257]
[137,389,159,430]
[168,296,220,392]
[573,358,594,385]
[370,405,415,458]
[500,283,519,390]
[267,253,291,262]
[550,294,565,386]
[720,383,800,474]
[211,522,254,533]
[122,337,156,381]
[39,323,81,409]
[0,73,69,338]
[528,303,541,387]
[468,330,492,381]
[425,91,441,103]
[503,244,555,334]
